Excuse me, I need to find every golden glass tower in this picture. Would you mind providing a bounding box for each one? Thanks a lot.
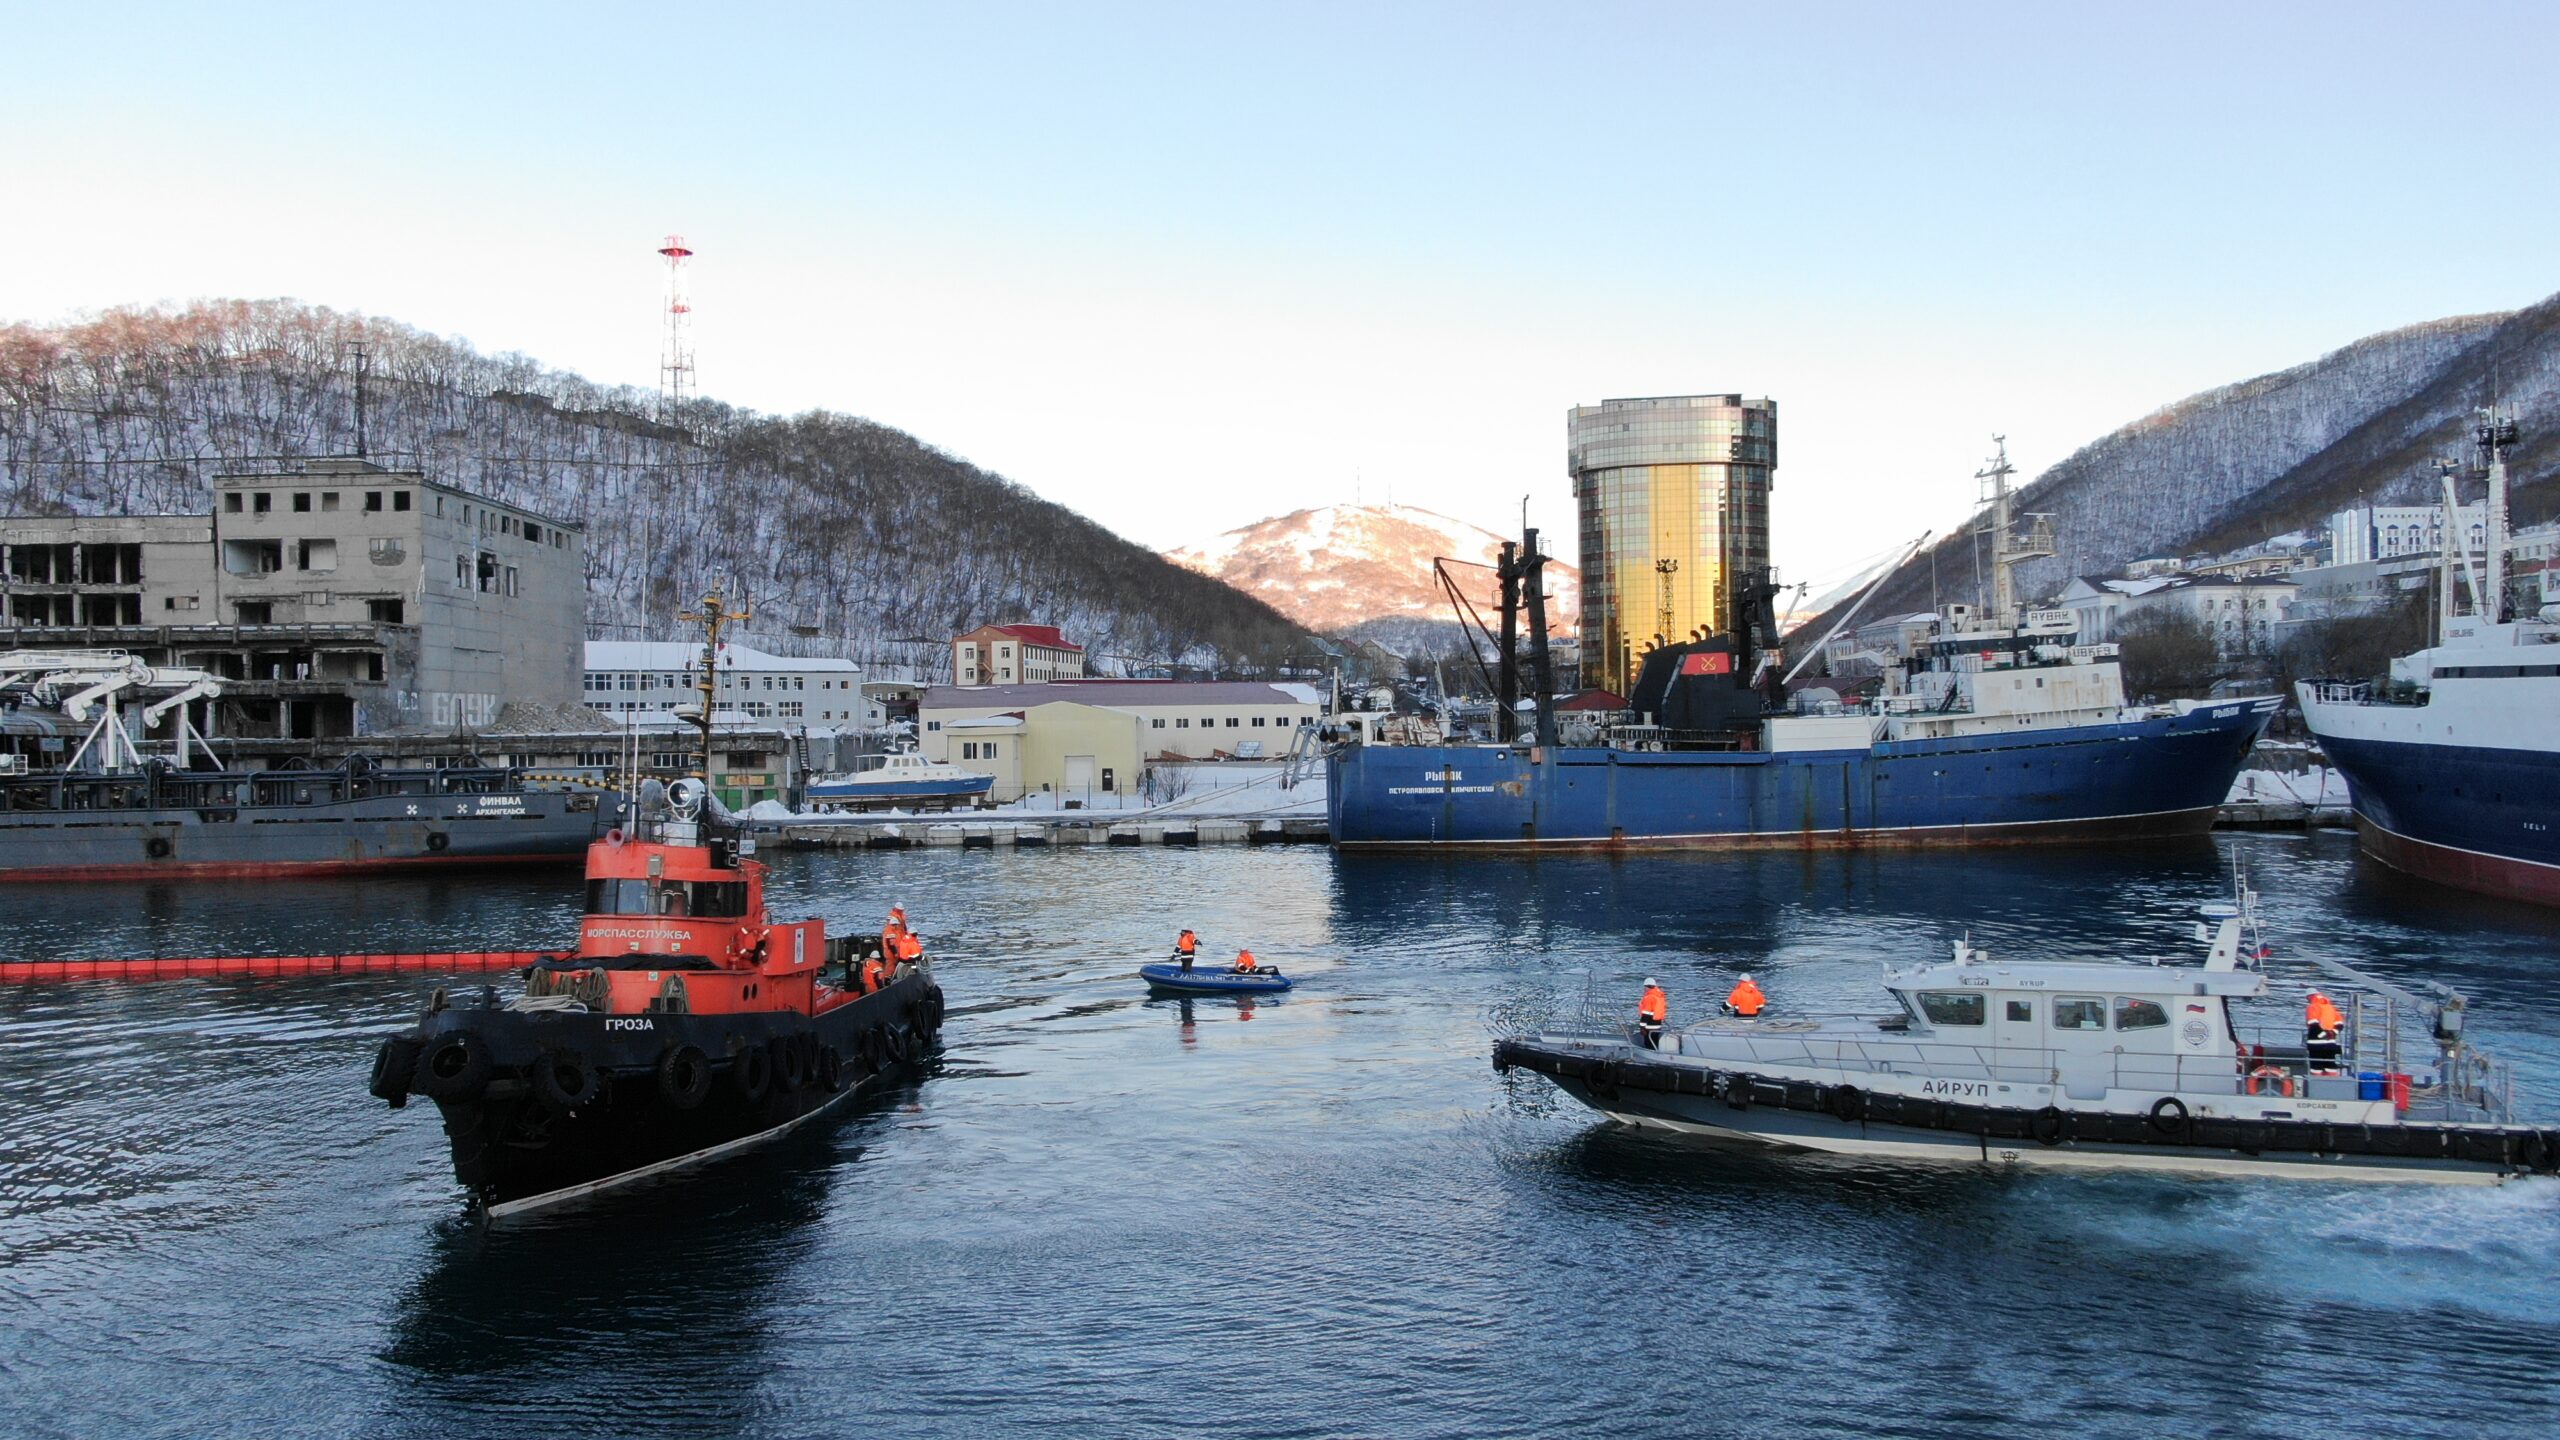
[1568,394,1777,695]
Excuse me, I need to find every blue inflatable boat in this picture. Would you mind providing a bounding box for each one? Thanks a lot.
[1140,962,1292,995]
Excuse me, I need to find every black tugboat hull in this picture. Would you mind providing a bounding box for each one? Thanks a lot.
[375,972,945,1216]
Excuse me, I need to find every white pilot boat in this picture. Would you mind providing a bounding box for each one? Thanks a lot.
[805,751,994,810]
[1495,882,2558,1184]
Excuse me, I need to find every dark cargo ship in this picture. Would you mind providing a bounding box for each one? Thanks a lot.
[0,760,606,881]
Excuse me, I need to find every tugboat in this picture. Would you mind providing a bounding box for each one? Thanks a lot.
[364,592,947,1216]
[1494,880,2559,1184]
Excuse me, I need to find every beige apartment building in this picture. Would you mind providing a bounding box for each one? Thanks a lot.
[950,623,1085,685]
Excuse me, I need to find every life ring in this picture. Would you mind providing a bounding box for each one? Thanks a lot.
[2246,1065,2295,1098]
[656,1044,711,1109]
[772,1038,808,1092]
[2147,1096,2191,1139]
[532,1048,602,1113]
[145,836,173,859]
[412,1031,491,1101]
[425,831,450,852]
[1824,1085,1866,1123]
[817,1046,846,1093]
[2031,1105,2067,1146]
[729,1044,773,1102]
[368,1036,423,1104]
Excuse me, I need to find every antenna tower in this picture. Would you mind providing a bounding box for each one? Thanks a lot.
[657,234,697,419]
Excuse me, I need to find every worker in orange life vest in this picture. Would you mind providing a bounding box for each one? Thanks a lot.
[859,951,889,993]
[1174,929,1200,973]
[1234,948,1260,974]
[892,928,923,976]
[1637,978,1668,1049]
[881,905,907,954]
[1723,974,1767,1019]
[2304,989,2345,1074]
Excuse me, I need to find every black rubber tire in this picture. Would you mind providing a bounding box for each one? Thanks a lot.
[2147,1096,2191,1139]
[1825,1085,1866,1124]
[413,1031,491,1102]
[531,1048,602,1113]
[368,1036,423,1105]
[1724,1073,1751,1109]
[772,1039,808,1093]
[656,1044,711,1109]
[145,836,173,859]
[818,1046,846,1093]
[425,831,450,852]
[879,1025,909,1067]
[856,1028,882,1074]
[2031,1106,2067,1147]
[730,1044,773,1102]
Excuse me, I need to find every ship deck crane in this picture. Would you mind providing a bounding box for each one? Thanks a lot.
[0,650,225,773]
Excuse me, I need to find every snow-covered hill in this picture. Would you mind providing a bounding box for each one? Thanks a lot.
[1794,292,2560,639]
[1165,503,1581,639]
[0,301,1312,675]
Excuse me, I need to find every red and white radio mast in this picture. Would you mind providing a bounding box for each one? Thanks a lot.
[656,234,696,418]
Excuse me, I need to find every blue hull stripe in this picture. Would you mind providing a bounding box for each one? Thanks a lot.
[1327,705,2273,847]
[807,776,993,801]
[2315,734,2560,898]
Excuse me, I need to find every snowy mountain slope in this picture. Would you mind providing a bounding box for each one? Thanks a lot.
[0,300,1312,675]
[1165,503,1581,639]
[1794,294,2556,639]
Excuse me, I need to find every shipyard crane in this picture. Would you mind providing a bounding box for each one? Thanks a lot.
[0,649,225,773]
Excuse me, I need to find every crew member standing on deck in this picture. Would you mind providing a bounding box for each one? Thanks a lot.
[1637,978,1669,1049]
[1722,974,1767,1019]
[859,949,889,993]
[1174,929,1200,973]
[893,927,924,977]
[881,905,908,955]
[2304,989,2345,1074]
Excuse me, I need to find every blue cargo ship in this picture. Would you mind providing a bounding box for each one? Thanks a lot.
[2299,411,2560,906]
[1328,438,2279,851]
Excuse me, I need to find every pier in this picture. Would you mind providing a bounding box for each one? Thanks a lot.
[768,817,1331,850]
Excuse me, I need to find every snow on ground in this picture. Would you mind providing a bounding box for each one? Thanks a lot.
[2224,766,2350,807]
[748,763,1326,825]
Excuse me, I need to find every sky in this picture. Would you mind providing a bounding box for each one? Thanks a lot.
[6,1,2557,595]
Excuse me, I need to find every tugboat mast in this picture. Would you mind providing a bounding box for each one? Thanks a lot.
[677,589,750,784]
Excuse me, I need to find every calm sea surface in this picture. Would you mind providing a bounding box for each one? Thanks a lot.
[1,832,2556,1439]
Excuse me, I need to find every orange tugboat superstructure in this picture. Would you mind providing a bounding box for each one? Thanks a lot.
[365,591,946,1216]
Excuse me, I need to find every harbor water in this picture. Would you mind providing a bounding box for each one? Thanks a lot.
[2,832,2556,1438]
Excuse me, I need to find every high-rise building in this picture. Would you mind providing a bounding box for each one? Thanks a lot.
[1568,394,1777,694]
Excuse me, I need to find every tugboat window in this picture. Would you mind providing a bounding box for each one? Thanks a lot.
[2054,997,2107,1030]
[2113,997,2169,1030]
[1917,993,1984,1026]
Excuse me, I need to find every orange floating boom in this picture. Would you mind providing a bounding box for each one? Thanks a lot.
[1,951,548,983]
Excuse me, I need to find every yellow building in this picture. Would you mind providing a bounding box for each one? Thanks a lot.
[1568,394,1777,694]
[932,700,1145,804]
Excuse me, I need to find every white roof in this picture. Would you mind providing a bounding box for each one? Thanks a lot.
[584,640,862,674]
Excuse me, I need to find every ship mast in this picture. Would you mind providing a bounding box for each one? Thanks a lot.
[1973,435,2053,631]
[2476,407,2518,623]
[677,589,750,784]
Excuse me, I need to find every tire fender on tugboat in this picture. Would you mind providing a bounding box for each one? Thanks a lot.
[729,1043,773,1101]
[414,1031,492,1102]
[369,1036,424,1107]
[533,1048,603,1113]
[657,1044,712,1108]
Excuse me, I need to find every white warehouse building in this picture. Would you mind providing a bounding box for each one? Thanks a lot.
[583,640,867,723]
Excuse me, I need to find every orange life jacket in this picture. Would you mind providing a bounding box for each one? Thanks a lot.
[1638,986,1668,1023]
[1727,980,1766,1016]
[895,931,922,962]
[2306,996,2343,1031]
[859,956,887,991]
[1177,931,1198,955]
[1236,950,1257,972]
